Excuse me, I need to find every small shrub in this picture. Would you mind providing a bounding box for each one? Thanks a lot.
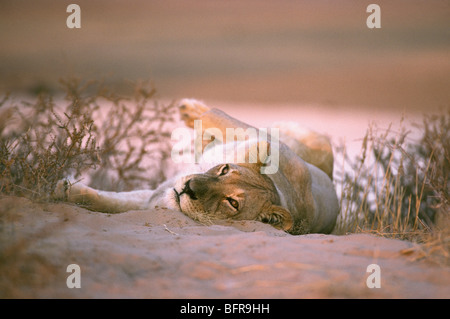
[0,77,176,200]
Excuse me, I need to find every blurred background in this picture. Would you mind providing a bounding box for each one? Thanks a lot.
[1,0,449,113]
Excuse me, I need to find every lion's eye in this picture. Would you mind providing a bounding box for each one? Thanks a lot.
[218,164,230,176]
[226,197,239,210]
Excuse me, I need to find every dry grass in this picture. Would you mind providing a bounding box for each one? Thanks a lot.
[334,109,449,265]
[0,77,177,200]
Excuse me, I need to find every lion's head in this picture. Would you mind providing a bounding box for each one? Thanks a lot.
[170,162,293,231]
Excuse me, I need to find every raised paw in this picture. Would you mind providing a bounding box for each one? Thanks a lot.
[178,98,211,128]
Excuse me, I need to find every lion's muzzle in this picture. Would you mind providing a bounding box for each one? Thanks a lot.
[178,179,198,200]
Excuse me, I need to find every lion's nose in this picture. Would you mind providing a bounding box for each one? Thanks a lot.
[180,179,198,200]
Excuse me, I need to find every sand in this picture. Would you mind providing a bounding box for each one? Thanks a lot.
[1,195,449,299]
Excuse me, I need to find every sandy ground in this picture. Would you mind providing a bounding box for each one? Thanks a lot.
[1,195,449,299]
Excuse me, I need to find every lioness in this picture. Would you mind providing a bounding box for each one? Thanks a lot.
[55,99,339,234]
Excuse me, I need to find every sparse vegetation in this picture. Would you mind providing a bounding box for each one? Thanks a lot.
[0,77,177,201]
[334,109,449,264]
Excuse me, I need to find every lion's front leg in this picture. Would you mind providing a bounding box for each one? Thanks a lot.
[54,179,153,213]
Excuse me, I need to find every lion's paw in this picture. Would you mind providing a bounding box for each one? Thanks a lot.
[53,177,82,201]
[179,98,211,128]
[53,178,71,200]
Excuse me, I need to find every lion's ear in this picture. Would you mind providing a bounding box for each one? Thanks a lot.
[257,205,293,231]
